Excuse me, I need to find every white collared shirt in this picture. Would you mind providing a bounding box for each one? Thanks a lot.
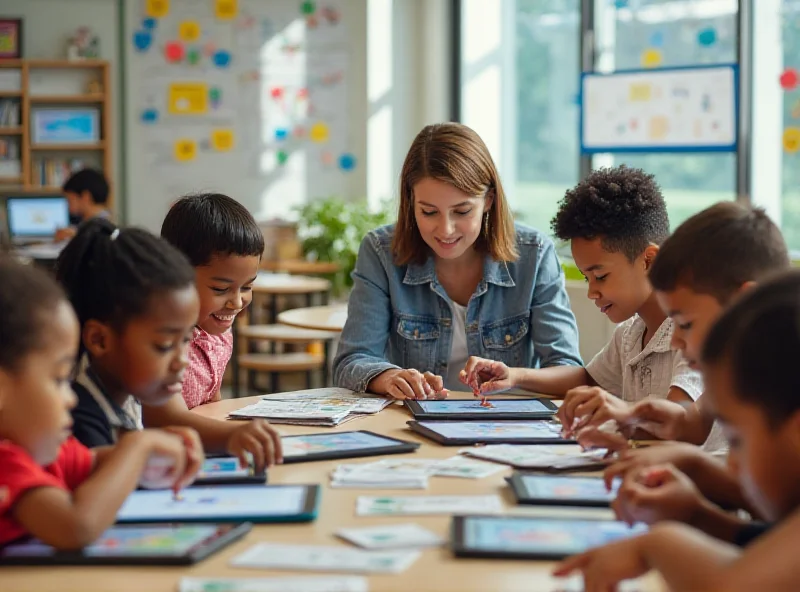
[74,355,142,441]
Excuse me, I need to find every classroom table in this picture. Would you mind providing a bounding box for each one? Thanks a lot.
[1,393,667,592]
[261,259,342,275]
[277,303,348,332]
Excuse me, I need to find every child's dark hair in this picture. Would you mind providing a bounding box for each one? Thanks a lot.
[160,193,264,267]
[702,270,800,427]
[650,202,790,304]
[55,218,195,334]
[62,168,109,205]
[0,258,68,371]
[551,165,669,261]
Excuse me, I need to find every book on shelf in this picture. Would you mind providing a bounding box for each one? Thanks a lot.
[0,100,20,126]
[0,138,19,161]
[31,158,86,188]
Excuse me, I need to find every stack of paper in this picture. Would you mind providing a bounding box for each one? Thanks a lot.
[179,577,368,592]
[459,444,609,471]
[230,543,420,574]
[330,456,505,489]
[356,494,504,516]
[336,524,444,549]
[228,388,392,427]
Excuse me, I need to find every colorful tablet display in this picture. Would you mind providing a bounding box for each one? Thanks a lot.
[116,485,317,523]
[455,516,647,559]
[416,399,552,414]
[512,474,620,505]
[199,457,253,479]
[408,420,570,446]
[281,431,418,462]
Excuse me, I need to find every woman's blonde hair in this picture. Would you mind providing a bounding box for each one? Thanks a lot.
[392,122,518,266]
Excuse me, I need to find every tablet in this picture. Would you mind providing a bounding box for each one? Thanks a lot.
[407,420,571,446]
[281,431,420,463]
[508,473,620,507]
[452,515,647,560]
[192,456,267,486]
[116,484,319,524]
[404,398,557,420]
[0,523,251,566]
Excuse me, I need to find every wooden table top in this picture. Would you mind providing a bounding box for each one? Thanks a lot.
[1,393,666,592]
[277,304,348,332]
[251,272,331,295]
[261,259,342,275]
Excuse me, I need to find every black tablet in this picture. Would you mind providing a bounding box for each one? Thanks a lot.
[116,484,319,524]
[281,430,419,463]
[404,398,558,420]
[0,523,251,566]
[508,473,620,507]
[407,420,572,446]
[192,456,267,486]
[451,515,647,560]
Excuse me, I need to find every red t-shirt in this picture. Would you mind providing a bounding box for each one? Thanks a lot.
[182,326,233,409]
[0,437,94,546]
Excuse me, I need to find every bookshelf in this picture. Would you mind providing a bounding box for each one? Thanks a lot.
[0,59,112,212]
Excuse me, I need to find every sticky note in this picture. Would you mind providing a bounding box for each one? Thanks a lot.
[168,83,208,114]
[174,139,197,162]
[641,49,662,68]
[179,21,201,42]
[211,129,234,151]
[215,0,238,20]
[142,18,157,30]
[310,122,329,143]
[275,128,289,141]
[697,27,717,47]
[133,30,152,52]
[781,68,799,91]
[784,128,800,153]
[301,1,316,15]
[165,41,184,62]
[648,116,669,140]
[146,0,169,18]
[277,150,289,165]
[629,83,652,102]
[339,153,356,171]
[649,31,664,47]
[141,109,158,123]
[213,50,231,68]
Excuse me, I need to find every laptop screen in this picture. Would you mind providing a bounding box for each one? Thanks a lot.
[7,197,69,239]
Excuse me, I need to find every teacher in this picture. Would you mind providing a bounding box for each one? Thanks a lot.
[334,123,582,399]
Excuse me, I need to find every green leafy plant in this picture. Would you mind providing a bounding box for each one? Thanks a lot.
[295,197,394,296]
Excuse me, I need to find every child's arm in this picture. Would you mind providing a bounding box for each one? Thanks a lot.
[141,394,282,471]
[459,356,592,396]
[12,430,196,550]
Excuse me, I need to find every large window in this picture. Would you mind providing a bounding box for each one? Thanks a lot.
[781,0,800,250]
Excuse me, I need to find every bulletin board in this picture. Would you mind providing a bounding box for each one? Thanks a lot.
[124,0,361,230]
[580,64,738,154]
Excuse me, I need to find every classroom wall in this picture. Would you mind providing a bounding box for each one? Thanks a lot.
[1,0,122,210]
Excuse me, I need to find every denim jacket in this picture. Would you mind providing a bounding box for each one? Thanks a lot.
[333,223,582,392]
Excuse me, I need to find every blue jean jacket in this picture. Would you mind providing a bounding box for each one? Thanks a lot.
[333,223,583,393]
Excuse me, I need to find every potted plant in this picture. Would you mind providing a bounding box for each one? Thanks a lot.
[295,197,393,297]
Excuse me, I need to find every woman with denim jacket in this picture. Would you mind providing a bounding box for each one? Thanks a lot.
[333,123,582,400]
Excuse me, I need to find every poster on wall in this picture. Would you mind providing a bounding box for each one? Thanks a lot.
[580,64,738,153]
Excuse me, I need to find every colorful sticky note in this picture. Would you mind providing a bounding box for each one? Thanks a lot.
[648,116,669,140]
[211,129,235,151]
[294,126,306,138]
[649,31,664,47]
[641,48,662,68]
[321,151,333,165]
[174,139,197,162]
[179,21,201,42]
[188,48,201,65]
[168,83,208,114]
[209,87,222,104]
[203,41,216,56]
[142,18,157,30]
[213,50,231,68]
[697,27,717,47]
[133,30,152,52]
[275,128,289,141]
[146,0,169,18]
[339,153,356,171]
[306,15,319,29]
[301,1,316,15]
[780,68,799,91]
[629,83,652,102]
[215,0,238,20]
[271,87,284,99]
[784,128,800,153]
[165,41,185,62]
[310,122,329,143]
[141,109,158,123]
[277,150,289,165]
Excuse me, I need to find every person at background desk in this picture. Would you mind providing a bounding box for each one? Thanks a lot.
[54,168,112,242]
[333,122,582,400]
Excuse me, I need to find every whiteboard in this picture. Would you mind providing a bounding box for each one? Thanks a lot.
[580,64,738,153]
[123,0,366,230]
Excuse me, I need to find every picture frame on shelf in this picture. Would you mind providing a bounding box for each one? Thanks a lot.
[0,18,22,59]
[31,108,99,145]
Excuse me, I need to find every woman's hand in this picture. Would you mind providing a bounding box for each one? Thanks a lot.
[370,368,448,400]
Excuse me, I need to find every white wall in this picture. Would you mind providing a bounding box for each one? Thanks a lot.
[0,0,122,210]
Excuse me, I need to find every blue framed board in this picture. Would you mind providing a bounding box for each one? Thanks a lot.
[580,63,738,154]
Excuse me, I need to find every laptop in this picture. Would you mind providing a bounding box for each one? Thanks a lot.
[6,196,69,245]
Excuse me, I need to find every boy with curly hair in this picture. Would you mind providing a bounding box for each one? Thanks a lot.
[460,165,702,436]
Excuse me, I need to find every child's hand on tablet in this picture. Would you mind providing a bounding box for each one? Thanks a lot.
[624,398,690,441]
[552,533,651,589]
[603,442,707,490]
[574,424,631,454]
[227,419,283,472]
[459,356,516,396]
[135,429,201,491]
[558,386,630,436]
[612,464,705,526]
[161,426,204,489]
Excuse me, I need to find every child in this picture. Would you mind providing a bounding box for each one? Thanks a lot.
[554,270,800,591]
[461,166,703,430]
[54,168,112,242]
[0,258,201,549]
[143,193,283,470]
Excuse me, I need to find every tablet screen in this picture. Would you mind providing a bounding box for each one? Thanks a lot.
[518,475,620,502]
[282,432,400,457]
[1,525,220,558]
[117,485,308,522]
[417,400,551,414]
[199,457,252,479]
[418,421,562,440]
[462,517,646,556]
